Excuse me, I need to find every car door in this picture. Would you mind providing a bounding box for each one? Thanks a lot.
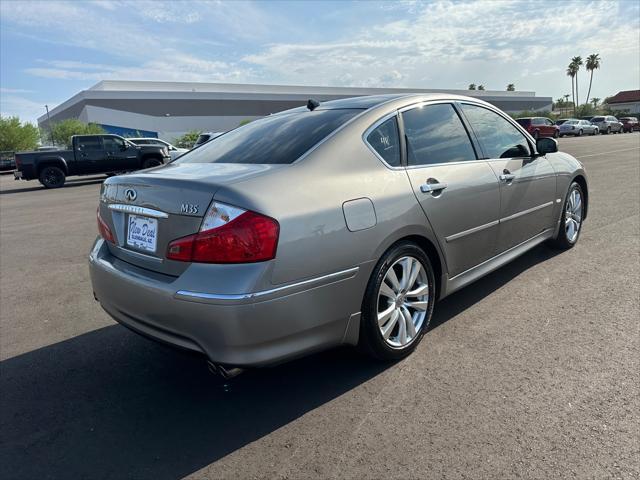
[102,136,139,171]
[459,103,557,253]
[75,136,106,173]
[401,102,501,278]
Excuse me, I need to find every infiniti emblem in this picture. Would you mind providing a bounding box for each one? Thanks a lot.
[124,188,137,202]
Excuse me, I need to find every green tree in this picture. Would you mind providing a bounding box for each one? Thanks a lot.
[477,84,485,91]
[0,116,40,151]
[570,56,583,111]
[468,83,476,90]
[591,97,601,109]
[506,84,515,91]
[566,63,578,115]
[238,119,254,126]
[584,53,601,105]
[173,130,202,149]
[50,119,104,148]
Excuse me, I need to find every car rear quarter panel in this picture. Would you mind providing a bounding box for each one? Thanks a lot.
[212,109,443,292]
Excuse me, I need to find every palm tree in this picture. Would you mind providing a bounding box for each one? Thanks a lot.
[478,85,485,91]
[585,53,601,105]
[591,97,601,109]
[468,83,476,90]
[571,56,583,109]
[506,84,515,91]
[566,64,578,115]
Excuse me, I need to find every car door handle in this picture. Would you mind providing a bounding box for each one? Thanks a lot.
[499,173,516,182]
[420,182,448,193]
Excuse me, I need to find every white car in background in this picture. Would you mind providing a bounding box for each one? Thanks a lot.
[128,138,188,161]
[193,131,225,148]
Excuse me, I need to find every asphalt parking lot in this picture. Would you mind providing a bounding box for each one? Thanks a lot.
[1,133,638,479]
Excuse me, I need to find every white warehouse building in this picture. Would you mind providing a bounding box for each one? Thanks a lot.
[38,80,553,142]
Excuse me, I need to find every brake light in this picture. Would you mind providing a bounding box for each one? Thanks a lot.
[167,202,279,263]
[14,154,21,169]
[97,207,115,243]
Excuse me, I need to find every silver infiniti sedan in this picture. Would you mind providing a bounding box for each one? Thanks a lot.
[558,119,599,137]
[90,94,588,376]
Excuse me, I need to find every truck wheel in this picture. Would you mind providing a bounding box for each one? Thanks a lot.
[142,158,162,169]
[39,166,66,189]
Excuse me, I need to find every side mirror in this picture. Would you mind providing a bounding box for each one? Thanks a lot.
[536,137,558,155]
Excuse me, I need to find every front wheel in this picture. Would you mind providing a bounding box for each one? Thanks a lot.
[578,129,583,136]
[38,166,66,188]
[548,182,584,250]
[607,127,612,134]
[553,130,559,138]
[533,130,540,140]
[359,242,435,361]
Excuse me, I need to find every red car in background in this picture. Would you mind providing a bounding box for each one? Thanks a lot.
[619,117,639,132]
[515,117,560,139]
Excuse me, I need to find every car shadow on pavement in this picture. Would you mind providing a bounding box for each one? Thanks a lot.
[0,244,561,479]
[0,177,104,195]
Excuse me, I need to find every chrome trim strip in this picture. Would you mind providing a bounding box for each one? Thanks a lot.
[113,245,164,263]
[500,201,554,223]
[108,204,169,218]
[449,228,553,282]
[445,220,499,242]
[175,267,360,305]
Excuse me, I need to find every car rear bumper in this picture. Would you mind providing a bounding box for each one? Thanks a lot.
[89,238,364,367]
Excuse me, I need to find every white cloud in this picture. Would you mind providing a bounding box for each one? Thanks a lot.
[0,94,55,123]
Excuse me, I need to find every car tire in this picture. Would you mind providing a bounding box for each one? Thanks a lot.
[553,130,559,138]
[533,130,539,140]
[142,158,162,169]
[578,129,583,136]
[606,127,611,134]
[359,241,435,361]
[38,166,66,189]
[548,181,584,250]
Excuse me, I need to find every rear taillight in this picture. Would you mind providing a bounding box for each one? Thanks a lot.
[167,202,279,263]
[97,207,115,243]
[14,155,21,169]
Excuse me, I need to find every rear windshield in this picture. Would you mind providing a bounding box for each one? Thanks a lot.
[177,109,359,164]
[515,119,531,126]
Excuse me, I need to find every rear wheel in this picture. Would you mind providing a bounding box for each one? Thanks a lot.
[553,130,559,138]
[607,126,611,134]
[548,182,584,250]
[38,166,66,188]
[359,242,435,361]
[533,130,540,140]
[578,129,583,136]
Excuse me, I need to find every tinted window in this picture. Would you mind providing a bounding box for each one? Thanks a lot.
[366,116,401,166]
[516,119,531,127]
[592,117,604,122]
[461,104,531,159]
[103,136,126,151]
[178,109,359,164]
[78,136,102,151]
[402,103,476,166]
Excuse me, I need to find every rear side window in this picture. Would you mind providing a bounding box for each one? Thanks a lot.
[402,104,476,166]
[592,117,604,122]
[178,109,359,164]
[460,104,531,159]
[516,119,531,127]
[366,116,401,167]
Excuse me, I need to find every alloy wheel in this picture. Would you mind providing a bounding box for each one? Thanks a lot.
[377,256,429,348]
[565,187,583,243]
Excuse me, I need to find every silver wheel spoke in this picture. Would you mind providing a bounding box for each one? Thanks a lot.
[386,268,401,292]
[407,284,429,297]
[397,310,407,345]
[406,261,421,291]
[405,300,429,311]
[399,257,413,290]
[402,307,416,338]
[378,304,396,327]
[382,310,399,339]
[379,281,396,300]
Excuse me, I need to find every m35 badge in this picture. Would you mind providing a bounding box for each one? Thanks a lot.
[180,203,199,214]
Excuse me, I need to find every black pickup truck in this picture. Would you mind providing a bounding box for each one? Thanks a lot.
[14,134,171,188]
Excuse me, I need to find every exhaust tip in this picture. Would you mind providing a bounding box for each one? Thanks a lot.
[207,361,244,380]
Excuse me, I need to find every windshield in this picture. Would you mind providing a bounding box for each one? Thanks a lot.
[177,109,360,165]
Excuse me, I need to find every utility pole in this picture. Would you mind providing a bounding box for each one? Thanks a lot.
[45,105,54,146]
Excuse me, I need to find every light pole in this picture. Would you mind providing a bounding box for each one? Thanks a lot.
[45,105,54,146]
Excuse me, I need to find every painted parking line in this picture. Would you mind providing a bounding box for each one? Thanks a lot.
[575,146,640,159]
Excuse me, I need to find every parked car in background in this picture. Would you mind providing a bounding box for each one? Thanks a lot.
[0,151,16,171]
[590,116,623,134]
[129,137,188,160]
[558,119,599,137]
[193,131,224,148]
[619,117,639,132]
[14,134,170,188]
[515,117,559,138]
[90,93,588,376]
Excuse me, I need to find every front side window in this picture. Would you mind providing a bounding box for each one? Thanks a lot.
[366,116,401,167]
[103,136,125,151]
[460,103,531,159]
[178,109,359,165]
[78,136,102,151]
[402,103,476,166]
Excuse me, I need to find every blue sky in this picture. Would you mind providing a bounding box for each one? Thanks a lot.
[1,0,639,122]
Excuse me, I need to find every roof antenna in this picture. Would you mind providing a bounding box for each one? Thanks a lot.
[307,99,320,111]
